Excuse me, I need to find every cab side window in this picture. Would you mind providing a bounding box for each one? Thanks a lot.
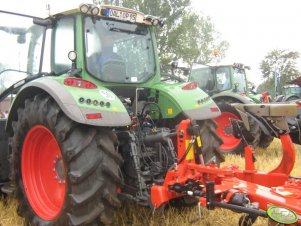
[53,17,74,74]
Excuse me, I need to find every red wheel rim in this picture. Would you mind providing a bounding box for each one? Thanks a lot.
[22,125,66,220]
[214,112,241,152]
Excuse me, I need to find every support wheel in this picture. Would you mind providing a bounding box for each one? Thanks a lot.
[239,214,257,226]
[10,94,123,226]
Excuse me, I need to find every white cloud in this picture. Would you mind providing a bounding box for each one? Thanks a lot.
[2,0,301,86]
[192,0,301,85]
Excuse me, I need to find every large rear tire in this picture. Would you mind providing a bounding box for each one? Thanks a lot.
[10,94,123,226]
[258,132,274,148]
[214,101,260,155]
[0,119,9,184]
[198,119,224,165]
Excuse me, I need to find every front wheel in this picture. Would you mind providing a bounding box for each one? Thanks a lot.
[10,94,123,225]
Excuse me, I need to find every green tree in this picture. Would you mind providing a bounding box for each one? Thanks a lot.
[259,49,300,97]
[120,0,228,65]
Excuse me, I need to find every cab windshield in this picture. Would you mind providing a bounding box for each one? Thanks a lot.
[84,17,156,83]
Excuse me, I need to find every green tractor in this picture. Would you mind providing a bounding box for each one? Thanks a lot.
[0,4,224,225]
[189,63,273,154]
[275,84,301,102]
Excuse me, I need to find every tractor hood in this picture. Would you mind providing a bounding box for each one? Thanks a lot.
[151,82,221,120]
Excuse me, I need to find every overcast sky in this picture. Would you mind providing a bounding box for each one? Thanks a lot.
[2,0,301,86]
[191,0,301,85]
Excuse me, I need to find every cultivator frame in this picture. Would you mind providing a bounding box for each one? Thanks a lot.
[151,104,301,225]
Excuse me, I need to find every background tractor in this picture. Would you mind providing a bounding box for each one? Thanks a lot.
[273,76,301,144]
[275,82,301,102]
[189,63,274,154]
[0,4,224,226]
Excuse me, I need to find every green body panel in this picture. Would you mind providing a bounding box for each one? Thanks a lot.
[151,83,214,119]
[6,76,131,128]
[53,77,127,113]
[247,93,261,103]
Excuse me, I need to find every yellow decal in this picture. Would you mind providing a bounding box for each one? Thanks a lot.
[167,108,173,115]
[196,136,202,147]
[112,107,118,112]
[185,140,194,160]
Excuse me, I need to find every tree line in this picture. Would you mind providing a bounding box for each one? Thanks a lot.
[258,49,300,98]
[105,0,229,65]
[105,0,301,97]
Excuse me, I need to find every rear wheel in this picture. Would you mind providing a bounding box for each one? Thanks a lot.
[258,132,274,148]
[198,119,224,165]
[10,94,123,225]
[214,101,260,155]
[0,119,9,184]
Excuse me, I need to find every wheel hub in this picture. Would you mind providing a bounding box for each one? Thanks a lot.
[53,156,66,184]
[224,125,233,136]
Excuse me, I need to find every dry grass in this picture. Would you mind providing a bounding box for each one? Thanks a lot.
[1,139,300,226]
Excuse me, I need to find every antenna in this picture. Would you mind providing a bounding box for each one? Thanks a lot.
[45,0,50,16]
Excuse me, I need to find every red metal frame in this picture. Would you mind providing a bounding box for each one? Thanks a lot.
[151,119,301,224]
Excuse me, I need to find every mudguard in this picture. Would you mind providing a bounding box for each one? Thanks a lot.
[6,77,131,130]
[212,92,254,104]
[151,82,221,120]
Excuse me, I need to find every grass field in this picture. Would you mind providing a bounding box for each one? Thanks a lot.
[0,139,300,226]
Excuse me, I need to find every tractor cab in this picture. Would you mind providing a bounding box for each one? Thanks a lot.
[0,4,161,94]
[283,85,301,100]
[190,63,248,96]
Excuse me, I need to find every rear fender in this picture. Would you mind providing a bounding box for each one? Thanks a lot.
[151,83,221,120]
[212,92,253,104]
[6,77,131,132]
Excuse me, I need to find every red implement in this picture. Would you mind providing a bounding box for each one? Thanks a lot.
[151,119,300,224]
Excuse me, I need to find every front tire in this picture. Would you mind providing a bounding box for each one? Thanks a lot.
[10,94,123,226]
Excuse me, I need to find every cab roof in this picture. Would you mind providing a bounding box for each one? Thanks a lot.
[52,4,160,26]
